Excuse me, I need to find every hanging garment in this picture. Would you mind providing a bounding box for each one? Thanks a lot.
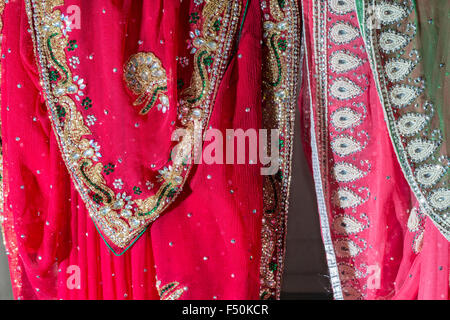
[299,0,449,299]
[0,0,448,301]
[0,0,301,300]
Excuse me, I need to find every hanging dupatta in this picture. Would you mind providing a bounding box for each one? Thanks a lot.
[301,0,449,300]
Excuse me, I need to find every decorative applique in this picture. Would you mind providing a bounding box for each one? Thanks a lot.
[379,29,411,54]
[389,84,422,108]
[333,187,368,209]
[332,214,368,235]
[330,106,364,131]
[331,135,364,157]
[396,112,428,137]
[334,239,364,258]
[329,50,364,74]
[330,77,362,100]
[384,58,414,82]
[328,0,355,15]
[329,21,360,44]
[25,0,243,251]
[156,278,186,300]
[375,3,407,25]
[406,138,438,163]
[123,52,169,115]
[415,164,446,188]
[360,0,450,239]
[333,162,367,183]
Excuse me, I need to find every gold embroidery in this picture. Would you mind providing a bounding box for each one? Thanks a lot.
[260,0,300,300]
[123,52,168,115]
[26,0,242,250]
[156,278,186,300]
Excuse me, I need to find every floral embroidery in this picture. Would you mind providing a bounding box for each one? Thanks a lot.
[26,0,243,250]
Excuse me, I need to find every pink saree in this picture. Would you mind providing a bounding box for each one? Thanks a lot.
[0,0,448,301]
[0,0,286,300]
[300,0,449,300]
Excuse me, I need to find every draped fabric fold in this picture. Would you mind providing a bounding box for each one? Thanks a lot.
[0,0,448,301]
[299,0,449,300]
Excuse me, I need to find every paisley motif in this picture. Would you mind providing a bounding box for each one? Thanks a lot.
[333,215,366,235]
[330,77,362,100]
[334,239,363,258]
[330,50,364,74]
[329,21,360,44]
[415,164,446,188]
[389,84,422,108]
[328,0,355,15]
[330,107,363,131]
[331,135,363,157]
[397,112,428,137]
[375,3,407,25]
[333,162,366,183]
[406,138,438,163]
[379,30,410,54]
[428,189,450,211]
[333,188,366,209]
[407,207,422,233]
[385,58,414,82]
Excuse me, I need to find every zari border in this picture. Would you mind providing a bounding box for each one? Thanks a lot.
[356,0,450,239]
[301,0,343,300]
[24,0,244,253]
[259,0,301,300]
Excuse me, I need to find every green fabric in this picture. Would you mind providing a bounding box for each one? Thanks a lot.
[415,1,449,151]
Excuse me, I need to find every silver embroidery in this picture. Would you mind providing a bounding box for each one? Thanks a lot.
[385,58,414,82]
[406,138,438,163]
[330,50,364,74]
[330,77,362,100]
[397,112,428,137]
[375,3,407,25]
[389,84,422,108]
[379,30,410,54]
[428,188,450,211]
[330,107,363,130]
[333,162,366,182]
[407,207,421,232]
[334,239,363,258]
[333,215,366,235]
[329,0,355,15]
[415,164,446,188]
[333,188,366,209]
[329,21,360,44]
[331,135,363,157]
